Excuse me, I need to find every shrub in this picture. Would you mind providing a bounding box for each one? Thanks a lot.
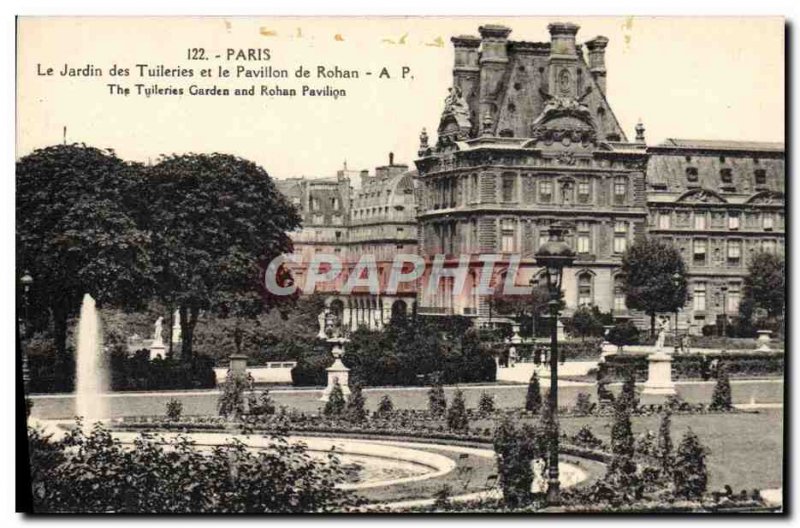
[673,429,709,500]
[447,389,469,432]
[428,383,447,418]
[248,390,276,416]
[165,399,182,421]
[28,421,356,513]
[323,382,346,417]
[376,394,394,417]
[567,306,607,340]
[217,371,252,419]
[344,384,367,423]
[525,372,542,413]
[570,425,603,450]
[433,484,453,510]
[607,321,640,349]
[478,392,496,415]
[574,392,593,416]
[617,369,640,411]
[607,397,638,491]
[493,417,543,508]
[709,364,733,411]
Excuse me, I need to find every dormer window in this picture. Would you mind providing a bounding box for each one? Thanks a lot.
[720,168,733,183]
[755,169,767,186]
[686,167,699,182]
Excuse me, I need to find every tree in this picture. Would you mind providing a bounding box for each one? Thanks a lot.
[323,381,346,416]
[567,306,605,340]
[621,237,688,337]
[147,153,301,362]
[493,417,544,508]
[657,410,674,474]
[609,396,636,476]
[447,389,469,432]
[165,399,182,421]
[673,429,709,500]
[740,251,785,321]
[344,384,367,423]
[525,371,542,413]
[16,145,153,382]
[709,363,732,411]
[376,394,394,417]
[428,382,447,418]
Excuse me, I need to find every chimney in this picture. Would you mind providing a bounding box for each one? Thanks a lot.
[389,152,394,165]
[478,25,512,136]
[585,36,609,93]
[451,35,481,134]
[547,22,580,99]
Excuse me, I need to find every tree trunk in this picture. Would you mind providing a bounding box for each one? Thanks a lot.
[650,313,656,340]
[180,305,199,363]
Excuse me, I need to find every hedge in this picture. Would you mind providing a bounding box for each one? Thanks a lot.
[598,351,784,382]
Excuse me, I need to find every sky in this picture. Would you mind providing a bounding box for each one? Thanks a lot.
[16,16,785,179]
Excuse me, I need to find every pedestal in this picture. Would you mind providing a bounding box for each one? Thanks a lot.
[556,320,565,341]
[229,354,248,380]
[757,330,772,352]
[642,350,676,399]
[149,339,166,360]
[320,339,351,402]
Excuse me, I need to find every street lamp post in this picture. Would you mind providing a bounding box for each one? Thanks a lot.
[720,284,728,337]
[19,272,34,390]
[533,222,576,506]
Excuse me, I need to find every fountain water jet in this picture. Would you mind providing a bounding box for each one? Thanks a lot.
[75,293,108,422]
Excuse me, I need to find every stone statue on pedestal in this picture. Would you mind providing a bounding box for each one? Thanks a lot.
[655,316,669,351]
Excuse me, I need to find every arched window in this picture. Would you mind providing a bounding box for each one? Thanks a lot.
[577,272,593,307]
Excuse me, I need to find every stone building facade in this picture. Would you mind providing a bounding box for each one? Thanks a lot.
[414,23,650,322]
[276,156,419,330]
[646,139,785,332]
[277,22,784,336]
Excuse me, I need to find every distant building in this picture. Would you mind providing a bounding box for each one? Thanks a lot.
[277,22,785,336]
[276,155,419,330]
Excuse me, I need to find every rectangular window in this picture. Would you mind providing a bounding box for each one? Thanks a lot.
[501,219,516,253]
[659,212,671,229]
[614,282,626,311]
[540,180,553,203]
[694,283,707,311]
[720,168,733,183]
[470,173,479,203]
[693,239,707,265]
[755,169,767,186]
[763,213,774,230]
[727,240,741,266]
[728,213,740,230]
[614,177,627,205]
[577,221,590,254]
[578,180,591,203]
[763,239,776,253]
[501,174,516,202]
[613,221,627,253]
[694,213,706,230]
[727,286,741,313]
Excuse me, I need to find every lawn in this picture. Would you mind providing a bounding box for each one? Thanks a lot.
[468,409,784,493]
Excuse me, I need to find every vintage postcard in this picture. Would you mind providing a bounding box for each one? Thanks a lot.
[16,16,785,514]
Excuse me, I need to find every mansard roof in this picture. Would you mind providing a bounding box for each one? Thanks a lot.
[654,138,785,153]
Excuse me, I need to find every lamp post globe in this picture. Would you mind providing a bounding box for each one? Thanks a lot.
[533,222,575,505]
